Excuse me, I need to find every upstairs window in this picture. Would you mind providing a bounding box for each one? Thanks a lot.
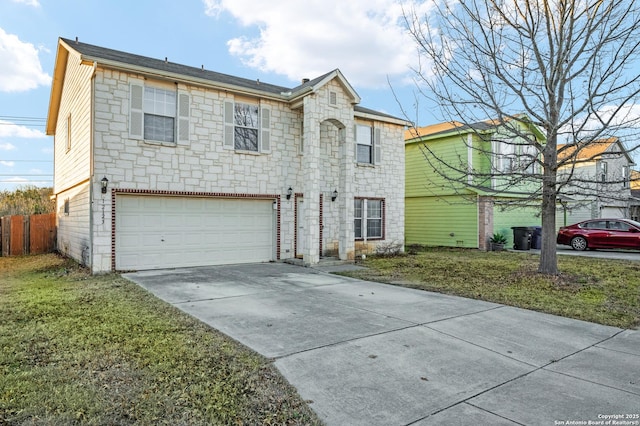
[65,114,71,152]
[233,102,259,151]
[355,124,381,164]
[599,161,608,183]
[623,165,630,188]
[143,87,176,143]
[224,101,271,153]
[356,124,372,163]
[129,83,190,144]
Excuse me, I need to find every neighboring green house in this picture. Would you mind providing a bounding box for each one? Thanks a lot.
[405,118,546,250]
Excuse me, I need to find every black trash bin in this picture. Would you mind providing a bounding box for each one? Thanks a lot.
[511,227,533,250]
[530,226,542,249]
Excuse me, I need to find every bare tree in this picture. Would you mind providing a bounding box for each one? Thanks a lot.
[404,0,640,274]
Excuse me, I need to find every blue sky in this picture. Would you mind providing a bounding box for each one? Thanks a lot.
[0,0,435,191]
[1,0,638,191]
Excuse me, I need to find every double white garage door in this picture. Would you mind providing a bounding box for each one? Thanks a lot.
[115,195,274,271]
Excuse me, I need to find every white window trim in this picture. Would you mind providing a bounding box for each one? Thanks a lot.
[354,198,384,240]
[355,123,381,165]
[224,100,271,153]
[129,83,189,145]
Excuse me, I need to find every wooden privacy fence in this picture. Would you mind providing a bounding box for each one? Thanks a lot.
[1,213,56,256]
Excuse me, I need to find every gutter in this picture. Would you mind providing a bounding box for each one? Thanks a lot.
[79,57,292,103]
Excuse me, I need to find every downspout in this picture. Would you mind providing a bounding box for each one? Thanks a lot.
[467,133,473,185]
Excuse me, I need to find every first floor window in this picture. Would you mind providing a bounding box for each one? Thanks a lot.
[354,198,384,239]
[143,87,176,143]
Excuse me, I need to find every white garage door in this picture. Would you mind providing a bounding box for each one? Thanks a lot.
[116,195,274,270]
[601,207,625,219]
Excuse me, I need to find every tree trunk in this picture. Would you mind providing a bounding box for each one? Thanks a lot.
[538,164,558,274]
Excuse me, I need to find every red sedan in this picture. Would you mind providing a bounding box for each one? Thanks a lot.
[557,218,640,251]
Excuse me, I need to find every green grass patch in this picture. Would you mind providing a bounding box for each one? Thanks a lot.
[342,248,640,329]
[0,254,320,425]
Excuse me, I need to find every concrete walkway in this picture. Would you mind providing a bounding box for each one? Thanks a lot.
[123,263,640,426]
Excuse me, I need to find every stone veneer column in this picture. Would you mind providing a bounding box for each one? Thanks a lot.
[478,195,494,251]
[339,125,355,260]
[302,97,320,265]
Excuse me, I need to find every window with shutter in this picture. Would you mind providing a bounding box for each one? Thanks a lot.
[129,84,144,139]
[374,128,381,164]
[177,92,190,143]
[223,101,270,153]
[356,124,373,164]
[129,83,187,145]
[260,107,270,152]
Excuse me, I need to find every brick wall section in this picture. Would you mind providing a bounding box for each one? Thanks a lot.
[478,196,494,251]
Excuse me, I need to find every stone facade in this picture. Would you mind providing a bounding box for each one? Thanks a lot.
[47,38,407,273]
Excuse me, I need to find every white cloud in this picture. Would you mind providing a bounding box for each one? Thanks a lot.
[203,0,420,88]
[11,0,40,6]
[0,28,51,92]
[0,142,17,151]
[0,161,15,167]
[0,120,47,138]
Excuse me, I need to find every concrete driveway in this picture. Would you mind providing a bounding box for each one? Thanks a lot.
[123,263,640,426]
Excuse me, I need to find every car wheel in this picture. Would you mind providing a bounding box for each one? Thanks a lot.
[570,236,588,251]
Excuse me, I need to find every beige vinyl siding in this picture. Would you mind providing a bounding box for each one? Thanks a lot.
[405,195,478,248]
[56,182,91,266]
[54,50,93,192]
[53,50,93,269]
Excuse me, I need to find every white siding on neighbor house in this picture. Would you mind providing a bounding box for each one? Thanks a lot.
[56,182,91,266]
[53,50,94,267]
[558,146,632,220]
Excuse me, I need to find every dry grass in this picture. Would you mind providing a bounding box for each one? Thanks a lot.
[0,254,321,425]
[341,248,640,329]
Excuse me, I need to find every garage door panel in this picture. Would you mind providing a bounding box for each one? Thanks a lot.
[116,196,274,270]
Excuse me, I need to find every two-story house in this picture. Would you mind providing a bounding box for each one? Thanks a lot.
[405,117,545,250]
[46,38,407,273]
[557,138,634,225]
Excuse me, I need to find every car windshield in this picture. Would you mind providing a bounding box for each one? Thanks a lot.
[626,219,640,229]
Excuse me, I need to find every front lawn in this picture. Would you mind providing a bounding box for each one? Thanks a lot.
[0,254,320,425]
[341,248,639,329]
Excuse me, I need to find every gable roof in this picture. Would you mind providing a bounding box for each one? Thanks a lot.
[631,169,640,190]
[405,115,544,143]
[47,37,406,134]
[557,138,634,164]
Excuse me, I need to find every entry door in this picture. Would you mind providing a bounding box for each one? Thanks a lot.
[296,197,305,257]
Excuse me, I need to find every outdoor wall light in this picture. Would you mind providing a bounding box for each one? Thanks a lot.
[331,189,338,202]
[101,176,109,194]
[286,187,293,200]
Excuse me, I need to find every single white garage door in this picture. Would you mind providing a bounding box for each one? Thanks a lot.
[600,207,625,219]
[116,195,274,270]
